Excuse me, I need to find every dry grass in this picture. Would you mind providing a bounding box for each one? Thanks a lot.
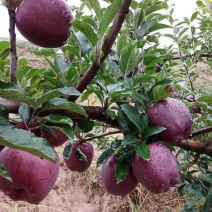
[73,167,185,212]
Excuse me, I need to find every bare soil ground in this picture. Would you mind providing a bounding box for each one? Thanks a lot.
[0,145,185,212]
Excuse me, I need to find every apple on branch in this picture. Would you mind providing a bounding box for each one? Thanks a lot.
[132,143,180,194]
[0,147,60,204]
[15,0,74,48]
[64,142,94,173]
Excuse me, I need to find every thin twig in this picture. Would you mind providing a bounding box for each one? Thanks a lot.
[81,130,121,142]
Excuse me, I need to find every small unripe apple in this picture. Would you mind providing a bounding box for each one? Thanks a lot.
[64,142,94,172]
[132,143,180,194]
[148,98,192,144]
[102,156,138,197]
[0,147,60,204]
[43,128,68,147]
[16,0,74,48]
[192,105,201,114]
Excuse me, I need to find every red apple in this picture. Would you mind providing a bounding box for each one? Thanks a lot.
[192,105,201,114]
[64,142,94,172]
[102,156,138,197]
[0,147,60,204]
[148,98,193,144]
[43,128,68,147]
[132,143,180,194]
[16,0,74,48]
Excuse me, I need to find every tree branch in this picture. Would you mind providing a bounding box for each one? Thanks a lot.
[8,6,18,84]
[172,53,212,60]
[187,126,212,138]
[1,98,212,157]
[67,0,132,102]
[39,106,119,128]
[176,140,212,157]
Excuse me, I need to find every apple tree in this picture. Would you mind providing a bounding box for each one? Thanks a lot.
[0,0,211,210]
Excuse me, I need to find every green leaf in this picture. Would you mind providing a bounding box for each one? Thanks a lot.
[43,57,60,76]
[18,103,30,122]
[18,58,28,67]
[117,33,129,58]
[137,19,157,39]
[119,44,141,77]
[55,57,69,73]
[118,109,136,132]
[0,125,56,163]
[152,84,174,102]
[75,31,91,56]
[191,11,199,22]
[88,0,102,21]
[0,48,10,61]
[146,2,168,15]
[32,48,56,57]
[0,41,9,54]
[133,8,145,30]
[63,143,73,159]
[40,114,73,127]
[121,104,147,133]
[143,126,166,139]
[36,87,81,105]
[0,81,37,106]
[97,149,114,167]
[199,173,212,184]
[0,105,9,125]
[77,119,94,133]
[41,98,88,118]
[203,184,212,212]
[148,23,171,33]
[116,160,130,184]
[121,134,139,146]
[0,164,12,182]
[134,143,150,161]
[98,0,122,41]
[62,45,81,58]
[197,95,212,106]
[76,148,88,163]
[0,57,4,71]
[72,19,98,48]
[185,57,193,68]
